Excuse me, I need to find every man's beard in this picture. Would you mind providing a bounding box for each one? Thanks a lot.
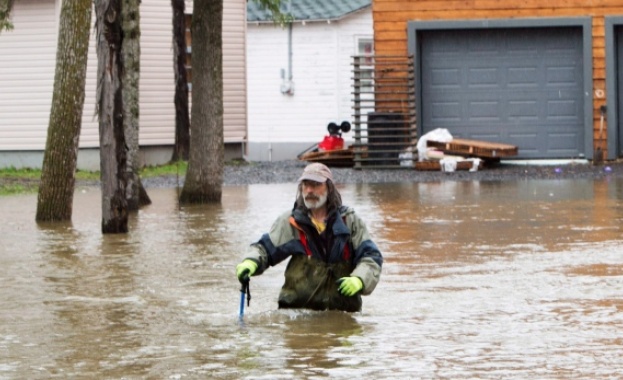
[304,192,327,210]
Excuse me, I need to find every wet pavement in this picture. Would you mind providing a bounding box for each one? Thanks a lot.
[1,178,623,379]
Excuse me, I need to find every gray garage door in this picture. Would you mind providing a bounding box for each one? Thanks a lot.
[421,27,584,158]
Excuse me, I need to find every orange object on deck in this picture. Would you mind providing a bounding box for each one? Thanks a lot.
[318,135,345,151]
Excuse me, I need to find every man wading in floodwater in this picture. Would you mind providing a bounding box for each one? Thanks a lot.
[235,163,383,312]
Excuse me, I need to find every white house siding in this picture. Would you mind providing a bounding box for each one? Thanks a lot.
[0,0,58,151]
[222,0,247,143]
[246,8,372,161]
[185,0,248,144]
[139,0,247,145]
[0,0,247,169]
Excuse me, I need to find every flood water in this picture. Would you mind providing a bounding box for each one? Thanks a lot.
[1,178,623,379]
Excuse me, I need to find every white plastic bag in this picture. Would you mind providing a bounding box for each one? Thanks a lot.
[440,158,457,172]
[399,150,414,167]
[469,158,482,172]
[416,128,453,161]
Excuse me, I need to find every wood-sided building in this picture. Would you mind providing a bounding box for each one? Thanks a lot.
[373,1,623,160]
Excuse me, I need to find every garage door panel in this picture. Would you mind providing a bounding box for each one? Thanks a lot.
[508,129,576,153]
[547,99,580,120]
[468,99,502,121]
[546,66,580,87]
[508,100,539,120]
[549,132,580,146]
[507,133,539,151]
[421,27,584,158]
[430,68,462,88]
[507,66,540,87]
[468,67,500,88]
[431,101,462,122]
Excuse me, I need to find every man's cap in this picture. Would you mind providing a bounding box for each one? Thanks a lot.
[298,163,333,183]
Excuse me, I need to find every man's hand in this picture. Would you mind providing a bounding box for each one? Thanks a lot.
[236,260,258,283]
[337,277,363,296]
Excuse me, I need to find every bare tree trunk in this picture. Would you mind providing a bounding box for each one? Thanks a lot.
[122,0,151,210]
[170,0,190,162]
[36,0,92,222]
[96,0,128,233]
[179,0,224,204]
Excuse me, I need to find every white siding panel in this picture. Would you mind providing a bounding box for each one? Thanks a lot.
[87,0,247,146]
[135,0,176,146]
[223,0,247,143]
[79,8,100,147]
[1,0,247,151]
[0,0,57,150]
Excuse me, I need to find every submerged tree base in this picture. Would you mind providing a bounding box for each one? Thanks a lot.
[178,189,221,204]
[138,181,152,207]
[102,217,129,234]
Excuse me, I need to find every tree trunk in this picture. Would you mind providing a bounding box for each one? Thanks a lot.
[96,0,128,233]
[179,0,224,204]
[122,0,151,210]
[170,0,190,162]
[36,0,92,222]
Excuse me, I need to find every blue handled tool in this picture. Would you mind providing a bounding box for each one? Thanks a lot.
[239,274,250,320]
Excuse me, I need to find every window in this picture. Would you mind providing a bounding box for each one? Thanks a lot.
[357,37,374,65]
[355,37,374,92]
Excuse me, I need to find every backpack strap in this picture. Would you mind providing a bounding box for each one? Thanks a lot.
[289,216,312,257]
[290,215,351,260]
[342,215,351,260]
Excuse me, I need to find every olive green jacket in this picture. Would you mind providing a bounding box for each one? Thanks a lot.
[243,205,382,311]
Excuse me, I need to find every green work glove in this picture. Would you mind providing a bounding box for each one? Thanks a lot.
[236,259,258,283]
[337,277,363,297]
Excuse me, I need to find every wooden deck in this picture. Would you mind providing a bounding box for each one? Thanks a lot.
[426,138,518,159]
[298,147,355,167]
[300,138,518,169]
[414,159,483,171]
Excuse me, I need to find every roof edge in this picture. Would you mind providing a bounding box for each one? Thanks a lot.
[247,5,370,24]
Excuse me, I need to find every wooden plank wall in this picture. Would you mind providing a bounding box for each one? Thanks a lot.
[373,0,623,157]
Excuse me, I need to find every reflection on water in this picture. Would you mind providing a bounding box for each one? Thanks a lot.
[1,178,623,379]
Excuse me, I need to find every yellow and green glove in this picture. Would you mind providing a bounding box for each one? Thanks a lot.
[236,259,258,284]
[337,277,363,296]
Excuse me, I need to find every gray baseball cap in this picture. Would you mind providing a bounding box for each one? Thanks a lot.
[298,163,333,183]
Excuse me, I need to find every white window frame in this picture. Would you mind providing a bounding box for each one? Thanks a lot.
[355,36,374,92]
